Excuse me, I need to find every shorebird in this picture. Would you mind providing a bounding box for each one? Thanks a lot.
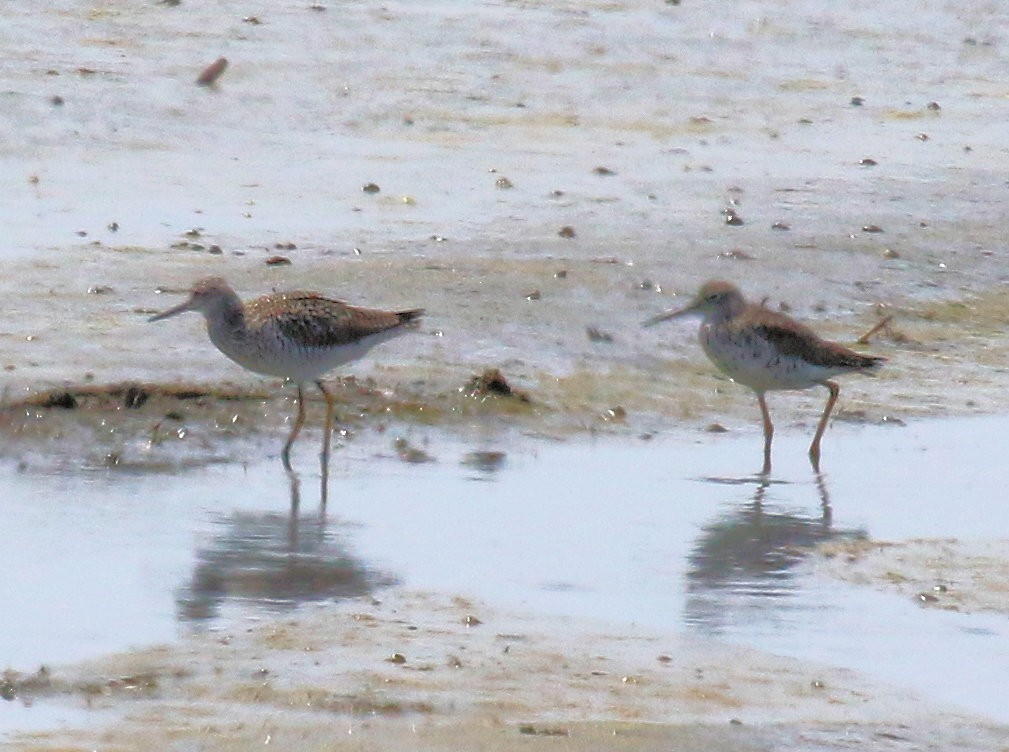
[150,276,423,473]
[644,280,883,473]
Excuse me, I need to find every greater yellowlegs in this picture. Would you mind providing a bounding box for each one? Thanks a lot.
[150,276,423,472]
[645,280,883,473]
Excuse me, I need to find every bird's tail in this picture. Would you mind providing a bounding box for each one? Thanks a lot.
[859,354,886,374]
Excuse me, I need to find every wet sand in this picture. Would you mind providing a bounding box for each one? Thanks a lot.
[4,591,1006,752]
[4,0,1009,748]
[814,538,1009,615]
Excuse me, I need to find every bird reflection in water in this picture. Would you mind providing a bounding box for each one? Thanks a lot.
[684,473,865,633]
[176,475,396,623]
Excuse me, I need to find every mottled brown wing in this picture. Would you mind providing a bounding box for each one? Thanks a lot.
[748,310,884,371]
[251,292,422,348]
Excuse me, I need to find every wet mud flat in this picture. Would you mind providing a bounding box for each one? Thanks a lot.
[0,370,544,472]
[813,538,1009,615]
[4,239,1009,475]
[6,0,1009,437]
[3,591,1006,752]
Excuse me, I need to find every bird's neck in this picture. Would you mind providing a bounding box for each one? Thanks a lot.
[205,297,248,345]
[707,296,747,325]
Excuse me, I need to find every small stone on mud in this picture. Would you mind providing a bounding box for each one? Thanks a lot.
[41,392,77,410]
[464,369,530,402]
[386,653,407,664]
[362,182,380,194]
[706,423,727,433]
[124,386,149,409]
[723,208,744,226]
[586,326,613,343]
[850,96,865,106]
[592,166,616,176]
[196,57,228,87]
[558,225,576,238]
[463,614,482,626]
[771,221,790,231]
[0,680,15,701]
[495,177,514,189]
[525,289,541,301]
[602,406,626,422]
[519,725,570,737]
[393,437,435,464]
[554,269,568,278]
[461,451,507,472]
[862,224,884,233]
[265,255,291,266]
[718,249,753,260]
[859,157,878,166]
[882,248,900,259]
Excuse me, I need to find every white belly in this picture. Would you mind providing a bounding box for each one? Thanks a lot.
[210,326,409,383]
[700,324,829,392]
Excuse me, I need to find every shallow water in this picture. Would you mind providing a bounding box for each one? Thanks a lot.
[3,415,1009,732]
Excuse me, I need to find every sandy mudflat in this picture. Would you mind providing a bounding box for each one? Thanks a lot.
[4,590,1007,752]
[813,538,1009,616]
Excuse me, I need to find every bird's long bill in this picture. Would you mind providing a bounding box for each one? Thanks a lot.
[642,301,697,328]
[148,297,194,322]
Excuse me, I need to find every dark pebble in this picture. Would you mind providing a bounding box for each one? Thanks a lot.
[196,57,228,87]
[124,386,149,409]
[42,392,77,410]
